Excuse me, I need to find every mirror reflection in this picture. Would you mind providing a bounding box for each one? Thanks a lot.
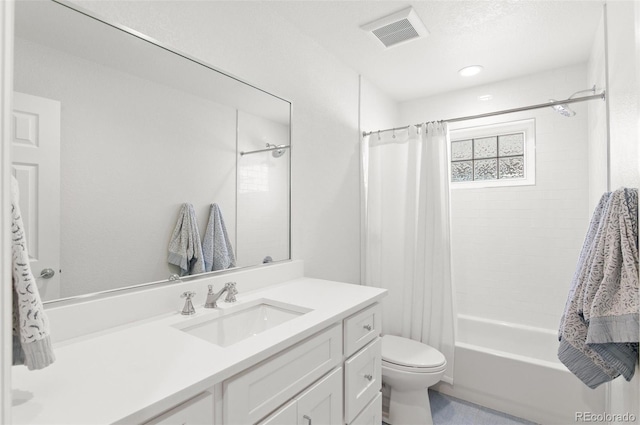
[12,0,291,302]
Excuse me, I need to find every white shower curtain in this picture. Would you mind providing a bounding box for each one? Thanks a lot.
[363,122,455,384]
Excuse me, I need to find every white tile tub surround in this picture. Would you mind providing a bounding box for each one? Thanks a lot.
[434,315,606,425]
[400,63,592,331]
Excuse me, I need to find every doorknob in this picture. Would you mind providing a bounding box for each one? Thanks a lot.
[39,268,55,279]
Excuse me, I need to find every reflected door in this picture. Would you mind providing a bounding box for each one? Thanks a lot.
[11,92,61,301]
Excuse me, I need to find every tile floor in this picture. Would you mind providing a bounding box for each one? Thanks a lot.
[383,391,537,425]
[429,391,537,425]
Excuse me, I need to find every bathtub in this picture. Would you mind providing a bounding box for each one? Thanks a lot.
[433,314,607,424]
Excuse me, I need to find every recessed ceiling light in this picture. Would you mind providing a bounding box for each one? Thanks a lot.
[458,65,484,77]
[478,94,493,101]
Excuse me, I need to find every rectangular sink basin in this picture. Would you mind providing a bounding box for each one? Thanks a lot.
[176,300,310,347]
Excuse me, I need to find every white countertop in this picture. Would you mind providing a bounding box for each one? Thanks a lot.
[12,278,386,425]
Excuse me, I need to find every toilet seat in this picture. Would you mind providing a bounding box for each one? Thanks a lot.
[381,334,446,372]
[382,359,447,374]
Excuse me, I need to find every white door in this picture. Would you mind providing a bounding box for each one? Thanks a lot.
[11,92,61,301]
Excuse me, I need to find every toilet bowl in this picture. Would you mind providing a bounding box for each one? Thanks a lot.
[381,335,446,425]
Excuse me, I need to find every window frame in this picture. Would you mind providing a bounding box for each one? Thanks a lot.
[449,119,536,189]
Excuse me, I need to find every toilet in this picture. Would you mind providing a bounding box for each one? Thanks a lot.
[381,335,447,425]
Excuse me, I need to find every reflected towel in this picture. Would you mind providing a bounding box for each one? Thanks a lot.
[168,203,205,276]
[558,188,639,388]
[203,203,236,271]
[11,175,55,370]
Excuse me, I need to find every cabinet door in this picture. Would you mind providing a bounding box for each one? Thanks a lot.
[297,368,343,425]
[259,400,297,425]
[350,393,381,425]
[144,392,214,425]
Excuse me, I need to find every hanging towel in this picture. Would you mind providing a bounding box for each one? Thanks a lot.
[558,188,639,388]
[202,203,236,271]
[11,176,55,370]
[168,203,205,276]
[584,188,639,379]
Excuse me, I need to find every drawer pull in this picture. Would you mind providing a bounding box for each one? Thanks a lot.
[304,414,312,425]
[364,374,373,381]
[363,324,372,331]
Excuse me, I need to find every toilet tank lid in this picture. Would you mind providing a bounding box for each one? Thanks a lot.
[381,335,446,368]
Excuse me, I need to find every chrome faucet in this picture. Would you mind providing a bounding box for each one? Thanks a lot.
[204,282,238,308]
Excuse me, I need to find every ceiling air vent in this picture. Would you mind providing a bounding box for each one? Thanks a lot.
[361,7,429,48]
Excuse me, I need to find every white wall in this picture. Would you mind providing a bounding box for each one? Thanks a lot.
[601,1,640,422]
[606,2,640,191]
[14,37,237,298]
[359,77,400,135]
[69,0,363,285]
[587,12,608,211]
[0,2,14,422]
[400,64,593,331]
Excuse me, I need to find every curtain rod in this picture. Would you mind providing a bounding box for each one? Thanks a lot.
[240,144,291,156]
[362,91,606,137]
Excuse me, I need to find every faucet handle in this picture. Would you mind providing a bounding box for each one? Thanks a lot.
[224,282,237,303]
[180,291,196,315]
[181,291,196,299]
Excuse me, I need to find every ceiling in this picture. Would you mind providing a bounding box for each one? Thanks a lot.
[263,1,604,102]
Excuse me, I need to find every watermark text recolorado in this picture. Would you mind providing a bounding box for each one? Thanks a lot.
[576,412,637,422]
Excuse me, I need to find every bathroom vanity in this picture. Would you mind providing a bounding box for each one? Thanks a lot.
[11,271,386,424]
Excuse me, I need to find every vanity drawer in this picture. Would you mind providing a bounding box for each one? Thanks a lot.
[350,392,382,425]
[143,391,214,425]
[344,338,381,424]
[223,324,342,425]
[343,303,381,357]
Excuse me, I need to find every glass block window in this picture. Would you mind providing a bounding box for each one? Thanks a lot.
[450,119,535,188]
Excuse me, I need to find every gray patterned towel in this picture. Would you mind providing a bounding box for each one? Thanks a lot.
[202,203,236,271]
[11,176,55,370]
[168,203,205,276]
[558,188,639,388]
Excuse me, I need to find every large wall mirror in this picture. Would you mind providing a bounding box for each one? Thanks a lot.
[12,0,291,303]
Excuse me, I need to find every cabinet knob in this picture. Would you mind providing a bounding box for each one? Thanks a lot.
[303,414,312,425]
[363,324,372,331]
[364,374,373,381]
